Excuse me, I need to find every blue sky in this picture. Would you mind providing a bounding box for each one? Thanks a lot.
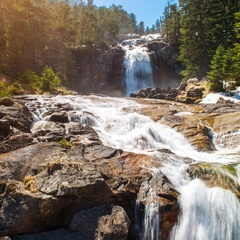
[82,0,178,28]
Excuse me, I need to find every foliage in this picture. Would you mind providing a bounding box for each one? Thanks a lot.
[208,45,226,91]
[233,11,240,85]
[160,0,240,82]
[0,82,11,98]
[162,2,180,44]
[17,69,41,92]
[58,138,72,149]
[1,0,239,90]
[208,10,240,91]
[0,0,139,85]
[40,66,61,92]
[8,82,25,95]
[23,175,38,193]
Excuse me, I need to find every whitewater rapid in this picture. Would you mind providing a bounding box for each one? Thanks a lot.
[28,95,240,240]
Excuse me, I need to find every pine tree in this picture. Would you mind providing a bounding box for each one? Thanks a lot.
[233,12,240,84]
[208,45,227,91]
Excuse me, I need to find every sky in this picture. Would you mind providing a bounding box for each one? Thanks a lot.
[85,0,178,28]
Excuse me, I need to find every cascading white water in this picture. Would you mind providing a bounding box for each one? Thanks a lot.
[123,46,154,96]
[170,179,240,240]
[28,95,240,240]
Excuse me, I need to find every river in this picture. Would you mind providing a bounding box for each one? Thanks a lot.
[28,94,240,240]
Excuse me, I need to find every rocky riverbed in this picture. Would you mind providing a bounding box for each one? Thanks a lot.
[0,91,239,239]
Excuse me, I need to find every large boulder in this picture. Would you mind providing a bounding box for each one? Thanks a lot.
[201,104,240,149]
[0,98,32,133]
[70,205,130,240]
[176,78,208,104]
[0,143,112,236]
[0,98,34,153]
[0,141,179,238]
[136,99,215,151]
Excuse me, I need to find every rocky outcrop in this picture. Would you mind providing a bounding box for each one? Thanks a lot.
[0,97,180,239]
[176,78,209,103]
[0,142,179,239]
[200,103,240,150]
[135,96,240,151]
[146,41,181,89]
[0,97,34,153]
[130,78,209,104]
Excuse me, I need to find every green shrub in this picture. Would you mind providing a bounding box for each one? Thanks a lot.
[17,69,41,91]
[40,66,61,92]
[0,82,11,98]
[58,138,72,149]
[8,82,25,95]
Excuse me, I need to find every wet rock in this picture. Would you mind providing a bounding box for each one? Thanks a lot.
[187,163,240,200]
[159,114,215,151]
[138,171,179,207]
[31,121,66,142]
[130,79,207,104]
[129,93,137,98]
[201,102,240,114]
[73,47,125,96]
[49,112,69,123]
[216,97,234,104]
[137,168,179,240]
[0,99,33,133]
[0,120,11,140]
[1,94,239,240]
[132,87,178,101]
[211,112,240,149]
[0,97,14,106]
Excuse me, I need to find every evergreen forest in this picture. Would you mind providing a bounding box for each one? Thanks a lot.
[0,0,239,96]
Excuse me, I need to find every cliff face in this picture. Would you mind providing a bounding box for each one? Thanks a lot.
[147,41,181,89]
[72,46,125,97]
[72,41,181,96]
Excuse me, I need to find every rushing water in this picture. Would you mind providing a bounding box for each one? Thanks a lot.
[28,95,240,240]
[170,179,240,240]
[123,46,154,96]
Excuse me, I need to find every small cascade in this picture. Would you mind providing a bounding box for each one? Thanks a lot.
[143,169,161,240]
[123,46,154,96]
[144,202,160,240]
[170,179,240,240]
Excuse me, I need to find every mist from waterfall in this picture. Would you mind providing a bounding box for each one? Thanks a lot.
[123,46,154,96]
[29,95,240,240]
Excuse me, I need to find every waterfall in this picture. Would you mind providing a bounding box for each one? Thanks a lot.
[123,46,154,96]
[28,95,240,240]
[170,179,240,240]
